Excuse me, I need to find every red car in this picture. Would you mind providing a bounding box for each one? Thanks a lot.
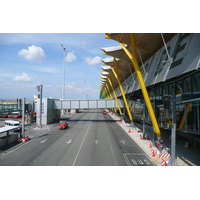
[59,120,68,130]
[102,111,107,115]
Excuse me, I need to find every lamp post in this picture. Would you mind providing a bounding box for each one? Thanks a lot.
[36,85,43,128]
[61,44,66,100]
[61,44,66,115]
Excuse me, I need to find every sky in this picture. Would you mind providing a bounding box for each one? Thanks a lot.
[0,33,119,100]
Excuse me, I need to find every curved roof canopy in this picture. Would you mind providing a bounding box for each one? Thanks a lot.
[100,33,176,96]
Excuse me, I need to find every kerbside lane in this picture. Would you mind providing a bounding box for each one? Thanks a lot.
[0,109,156,166]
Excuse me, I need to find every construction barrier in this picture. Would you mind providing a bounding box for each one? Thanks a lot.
[150,149,155,157]
[145,134,150,140]
[159,153,171,158]
[17,136,30,143]
[148,141,152,148]
[161,159,168,166]
[185,141,190,148]
[127,129,138,133]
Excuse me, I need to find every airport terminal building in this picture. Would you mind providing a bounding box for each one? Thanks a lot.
[100,33,200,137]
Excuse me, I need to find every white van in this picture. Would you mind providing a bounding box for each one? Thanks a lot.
[5,120,21,131]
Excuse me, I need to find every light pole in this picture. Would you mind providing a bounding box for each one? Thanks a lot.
[36,85,43,128]
[61,44,66,115]
[84,80,86,99]
[61,44,66,100]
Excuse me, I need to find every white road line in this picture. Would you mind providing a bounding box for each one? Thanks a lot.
[72,115,95,166]
[40,139,47,143]
[94,140,99,144]
[66,139,72,144]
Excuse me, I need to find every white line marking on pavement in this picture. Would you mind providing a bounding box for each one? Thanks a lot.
[94,140,99,144]
[40,139,47,143]
[66,139,72,144]
[120,140,126,145]
[72,115,95,166]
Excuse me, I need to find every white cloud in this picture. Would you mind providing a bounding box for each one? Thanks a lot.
[84,56,101,65]
[13,73,33,81]
[65,51,77,62]
[18,45,46,62]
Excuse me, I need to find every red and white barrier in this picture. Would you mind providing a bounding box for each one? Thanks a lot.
[159,153,171,158]
[161,159,168,166]
[127,129,138,133]
[17,136,30,143]
[148,141,152,148]
[145,134,150,140]
[150,149,155,157]
[185,142,190,148]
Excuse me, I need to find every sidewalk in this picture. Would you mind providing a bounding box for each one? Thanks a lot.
[107,110,200,166]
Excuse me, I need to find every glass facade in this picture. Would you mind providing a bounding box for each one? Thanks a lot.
[131,71,200,135]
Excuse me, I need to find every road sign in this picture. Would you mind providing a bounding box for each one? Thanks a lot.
[159,143,164,149]
[159,138,164,144]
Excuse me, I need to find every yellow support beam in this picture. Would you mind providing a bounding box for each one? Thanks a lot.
[111,58,133,122]
[107,76,123,116]
[178,103,192,129]
[119,33,161,138]
[106,84,117,112]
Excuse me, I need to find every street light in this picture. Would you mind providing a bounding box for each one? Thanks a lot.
[61,44,66,101]
[61,44,66,115]
[36,85,43,128]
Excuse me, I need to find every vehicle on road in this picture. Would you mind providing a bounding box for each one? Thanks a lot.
[102,110,107,115]
[4,120,21,131]
[59,120,68,130]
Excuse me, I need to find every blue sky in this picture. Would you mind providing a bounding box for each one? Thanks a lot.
[0,33,119,100]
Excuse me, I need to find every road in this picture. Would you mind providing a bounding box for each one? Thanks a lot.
[0,109,156,166]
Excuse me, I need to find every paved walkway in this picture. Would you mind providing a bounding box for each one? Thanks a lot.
[107,110,200,166]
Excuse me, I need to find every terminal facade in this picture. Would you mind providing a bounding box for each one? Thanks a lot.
[100,33,200,136]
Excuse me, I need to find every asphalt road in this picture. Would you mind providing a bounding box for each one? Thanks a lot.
[0,109,156,166]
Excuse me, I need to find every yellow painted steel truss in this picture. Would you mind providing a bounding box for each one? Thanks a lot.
[103,33,161,138]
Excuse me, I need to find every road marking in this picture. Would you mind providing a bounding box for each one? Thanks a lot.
[120,140,126,145]
[40,139,47,143]
[123,153,154,166]
[72,115,95,166]
[67,139,72,144]
[94,140,99,144]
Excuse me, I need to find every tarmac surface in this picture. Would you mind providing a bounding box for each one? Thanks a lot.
[1,110,200,166]
[107,110,200,166]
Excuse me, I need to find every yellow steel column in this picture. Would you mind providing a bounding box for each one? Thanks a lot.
[111,58,133,122]
[120,33,161,138]
[178,103,192,129]
[106,84,117,112]
[107,77,123,116]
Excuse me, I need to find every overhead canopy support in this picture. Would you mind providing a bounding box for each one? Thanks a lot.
[101,71,123,116]
[102,61,133,122]
[119,33,161,138]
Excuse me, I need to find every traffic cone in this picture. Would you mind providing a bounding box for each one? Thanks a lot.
[139,134,143,140]
[128,129,131,133]
[150,149,155,157]
[148,141,152,148]
[161,159,168,166]
[145,134,150,140]
[185,141,190,148]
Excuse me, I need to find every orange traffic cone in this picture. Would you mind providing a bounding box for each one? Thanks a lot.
[145,134,150,140]
[161,159,168,166]
[139,134,143,140]
[128,129,131,133]
[150,149,155,157]
[148,141,152,148]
